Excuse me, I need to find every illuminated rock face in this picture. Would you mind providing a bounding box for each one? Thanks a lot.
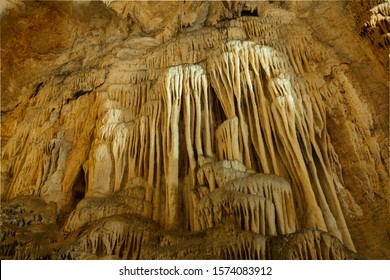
[1,1,388,260]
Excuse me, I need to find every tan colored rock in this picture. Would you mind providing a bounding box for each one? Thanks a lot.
[1,0,388,259]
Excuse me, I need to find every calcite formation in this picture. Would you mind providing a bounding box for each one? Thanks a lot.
[1,0,389,260]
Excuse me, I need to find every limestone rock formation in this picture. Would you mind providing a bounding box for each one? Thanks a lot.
[1,0,389,260]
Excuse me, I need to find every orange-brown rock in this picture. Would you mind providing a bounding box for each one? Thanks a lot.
[1,0,389,260]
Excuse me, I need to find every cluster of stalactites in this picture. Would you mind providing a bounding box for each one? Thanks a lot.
[1,26,357,253]
[55,215,158,260]
[362,0,390,65]
[205,40,355,251]
[79,39,355,251]
[159,64,214,228]
[84,64,215,227]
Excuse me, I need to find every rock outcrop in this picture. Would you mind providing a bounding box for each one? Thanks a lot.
[1,0,389,260]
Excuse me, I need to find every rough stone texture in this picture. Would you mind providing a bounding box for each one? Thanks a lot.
[1,0,389,260]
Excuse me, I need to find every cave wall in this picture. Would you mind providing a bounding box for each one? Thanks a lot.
[1,0,389,260]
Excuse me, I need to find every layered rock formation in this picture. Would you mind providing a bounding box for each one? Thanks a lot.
[1,0,389,260]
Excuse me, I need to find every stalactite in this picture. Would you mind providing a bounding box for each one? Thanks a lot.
[141,100,161,219]
[112,124,129,192]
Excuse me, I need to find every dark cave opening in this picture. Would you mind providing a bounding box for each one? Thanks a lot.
[56,167,87,228]
[71,167,86,204]
[241,9,259,17]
